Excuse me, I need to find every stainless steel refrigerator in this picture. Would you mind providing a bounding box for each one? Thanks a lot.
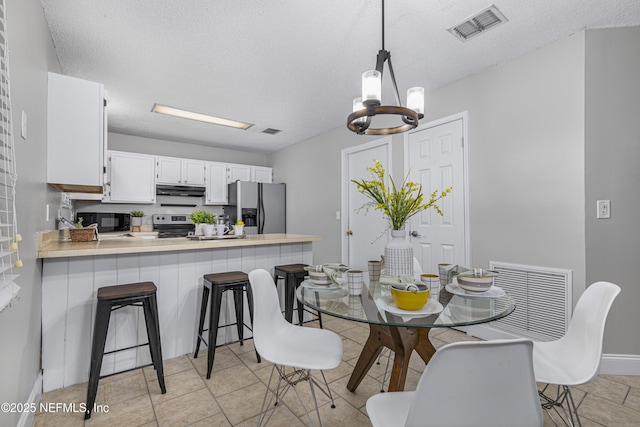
[223,182,286,234]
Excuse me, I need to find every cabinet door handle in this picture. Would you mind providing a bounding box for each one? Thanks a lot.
[410,231,420,237]
[347,230,353,235]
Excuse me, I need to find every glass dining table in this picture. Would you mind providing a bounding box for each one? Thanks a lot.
[297,276,516,392]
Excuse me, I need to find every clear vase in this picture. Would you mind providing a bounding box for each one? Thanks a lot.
[385,229,414,277]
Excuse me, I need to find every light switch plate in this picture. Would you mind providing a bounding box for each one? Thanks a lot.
[597,200,611,219]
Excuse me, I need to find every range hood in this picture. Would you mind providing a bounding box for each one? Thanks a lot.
[156,184,205,197]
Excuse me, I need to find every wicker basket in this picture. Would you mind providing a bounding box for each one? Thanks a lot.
[69,227,96,242]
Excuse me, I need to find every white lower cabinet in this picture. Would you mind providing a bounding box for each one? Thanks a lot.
[205,161,228,205]
[103,151,156,203]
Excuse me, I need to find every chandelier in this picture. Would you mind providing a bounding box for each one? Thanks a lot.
[347,0,424,135]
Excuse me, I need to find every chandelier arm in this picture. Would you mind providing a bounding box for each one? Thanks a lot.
[375,50,387,79]
[386,55,403,107]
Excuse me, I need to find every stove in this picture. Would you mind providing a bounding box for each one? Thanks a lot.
[152,214,195,238]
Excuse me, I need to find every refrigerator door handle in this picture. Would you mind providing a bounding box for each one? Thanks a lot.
[256,184,262,234]
[259,184,266,233]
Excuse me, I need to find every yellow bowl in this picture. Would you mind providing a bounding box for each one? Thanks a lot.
[391,287,430,311]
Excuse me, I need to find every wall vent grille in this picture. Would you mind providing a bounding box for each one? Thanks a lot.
[448,5,508,42]
[489,261,572,341]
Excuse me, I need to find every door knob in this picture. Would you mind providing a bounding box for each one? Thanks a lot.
[347,230,353,235]
[410,231,420,237]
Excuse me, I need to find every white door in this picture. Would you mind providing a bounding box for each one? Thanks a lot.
[342,138,391,270]
[406,115,468,275]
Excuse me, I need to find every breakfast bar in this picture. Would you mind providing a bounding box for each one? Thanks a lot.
[38,232,320,392]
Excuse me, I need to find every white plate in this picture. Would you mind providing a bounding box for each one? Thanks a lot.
[446,280,506,298]
[302,280,340,291]
[377,295,444,318]
[308,278,332,285]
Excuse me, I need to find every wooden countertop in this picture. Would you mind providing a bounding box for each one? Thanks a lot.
[38,232,321,259]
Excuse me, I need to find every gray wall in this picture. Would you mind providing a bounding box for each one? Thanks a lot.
[273,32,587,301]
[425,32,587,298]
[269,126,405,264]
[0,0,60,425]
[585,27,640,354]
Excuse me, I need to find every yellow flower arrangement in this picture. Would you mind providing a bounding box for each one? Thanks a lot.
[351,159,452,231]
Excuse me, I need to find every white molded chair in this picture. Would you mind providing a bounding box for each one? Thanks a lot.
[248,269,343,426]
[366,338,543,427]
[533,281,621,427]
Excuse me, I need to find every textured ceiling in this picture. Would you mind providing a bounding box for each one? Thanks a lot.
[40,0,640,153]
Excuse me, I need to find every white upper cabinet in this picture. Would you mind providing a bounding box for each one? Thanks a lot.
[227,163,252,183]
[103,151,156,203]
[253,166,273,183]
[47,72,106,193]
[227,163,273,183]
[205,162,228,205]
[156,156,206,186]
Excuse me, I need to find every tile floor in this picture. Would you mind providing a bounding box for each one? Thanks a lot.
[34,318,640,426]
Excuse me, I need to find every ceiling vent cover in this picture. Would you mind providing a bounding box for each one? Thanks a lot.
[262,128,281,135]
[448,5,507,42]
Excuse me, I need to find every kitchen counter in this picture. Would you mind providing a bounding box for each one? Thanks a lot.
[37,232,321,258]
[40,230,320,392]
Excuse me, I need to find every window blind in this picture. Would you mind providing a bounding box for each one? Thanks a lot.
[0,0,21,312]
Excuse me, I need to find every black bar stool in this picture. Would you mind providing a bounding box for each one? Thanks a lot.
[194,271,261,379]
[273,263,323,328]
[85,282,166,419]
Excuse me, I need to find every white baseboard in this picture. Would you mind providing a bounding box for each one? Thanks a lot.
[464,324,640,376]
[600,354,640,376]
[17,371,42,427]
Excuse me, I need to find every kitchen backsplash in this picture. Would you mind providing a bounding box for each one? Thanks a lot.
[67,194,224,228]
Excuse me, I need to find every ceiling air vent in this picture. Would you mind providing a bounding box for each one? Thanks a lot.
[261,128,281,135]
[448,5,507,42]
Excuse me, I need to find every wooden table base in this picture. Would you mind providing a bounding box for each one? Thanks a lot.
[346,324,436,392]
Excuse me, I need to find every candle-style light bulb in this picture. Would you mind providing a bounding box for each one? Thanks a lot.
[362,70,381,104]
[407,87,424,115]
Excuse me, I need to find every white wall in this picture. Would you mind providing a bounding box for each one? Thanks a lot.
[0,0,61,425]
